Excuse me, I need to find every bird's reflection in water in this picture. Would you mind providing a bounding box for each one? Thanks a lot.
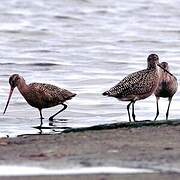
[33,118,71,135]
[49,118,68,126]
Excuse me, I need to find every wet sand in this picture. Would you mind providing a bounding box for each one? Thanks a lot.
[2,174,180,180]
[1,122,180,179]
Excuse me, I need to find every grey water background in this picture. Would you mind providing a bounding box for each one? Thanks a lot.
[0,0,180,137]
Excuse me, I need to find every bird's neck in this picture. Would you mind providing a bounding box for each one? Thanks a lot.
[17,79,29,95]
[159,69,171,81]
[147,63,157,70]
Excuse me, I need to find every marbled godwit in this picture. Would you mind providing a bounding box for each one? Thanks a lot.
[154,62,178,121]
[103,54,168,122]
[3,74,76,125]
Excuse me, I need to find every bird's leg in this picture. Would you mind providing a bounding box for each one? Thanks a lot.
[39,109,43,126]
[166,97,172,120]
[49,103,67,121]
[154,97,160,121]
[127,101,133,122]
[132,101,137,122]
[39,109,44,119]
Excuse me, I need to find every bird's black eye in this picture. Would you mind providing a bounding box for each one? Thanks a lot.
[9,77,14,86]
[9,75,20,87]
[15,76,20,82]
[9,79,15,87]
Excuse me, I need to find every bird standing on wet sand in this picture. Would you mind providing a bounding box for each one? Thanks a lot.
[103,54,169,122]
[3,74,76,125]
[154,62,178,121]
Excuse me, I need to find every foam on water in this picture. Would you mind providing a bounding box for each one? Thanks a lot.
[0,166,154,176]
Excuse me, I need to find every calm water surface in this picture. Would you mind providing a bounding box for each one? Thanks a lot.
[0,0,180,137]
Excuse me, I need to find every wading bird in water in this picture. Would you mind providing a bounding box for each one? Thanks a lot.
[3,74,76,125]
[154,62,178,121]
[103,54,173,122]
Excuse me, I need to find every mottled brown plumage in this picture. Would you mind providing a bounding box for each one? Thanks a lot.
[4,74,76,125]
[103,54,162,122]
[154,62,178,120]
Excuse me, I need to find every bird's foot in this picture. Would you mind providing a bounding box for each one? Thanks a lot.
[132,116,137,122]
[154,117,158,121]
[49,116,54,121]
[132,115,136,122]
[166,115,169,121]
[33,125,42,130]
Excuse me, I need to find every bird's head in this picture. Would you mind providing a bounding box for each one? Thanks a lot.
[147,54,173,77]
[3,74,22,115]
[160,62,169,71]
[9,74,21,89]
[147,54,159,69]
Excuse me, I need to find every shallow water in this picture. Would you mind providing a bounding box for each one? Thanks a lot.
[0,0,180,137]
[0,165,154,176]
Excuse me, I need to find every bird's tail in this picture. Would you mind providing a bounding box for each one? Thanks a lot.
[102,91,109,96]
[103,87,121,97]
[71,93,77,98]
[63,90,76,101]
[68,93,76,99]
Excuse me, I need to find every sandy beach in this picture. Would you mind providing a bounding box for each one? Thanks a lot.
[1,121,180,179]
